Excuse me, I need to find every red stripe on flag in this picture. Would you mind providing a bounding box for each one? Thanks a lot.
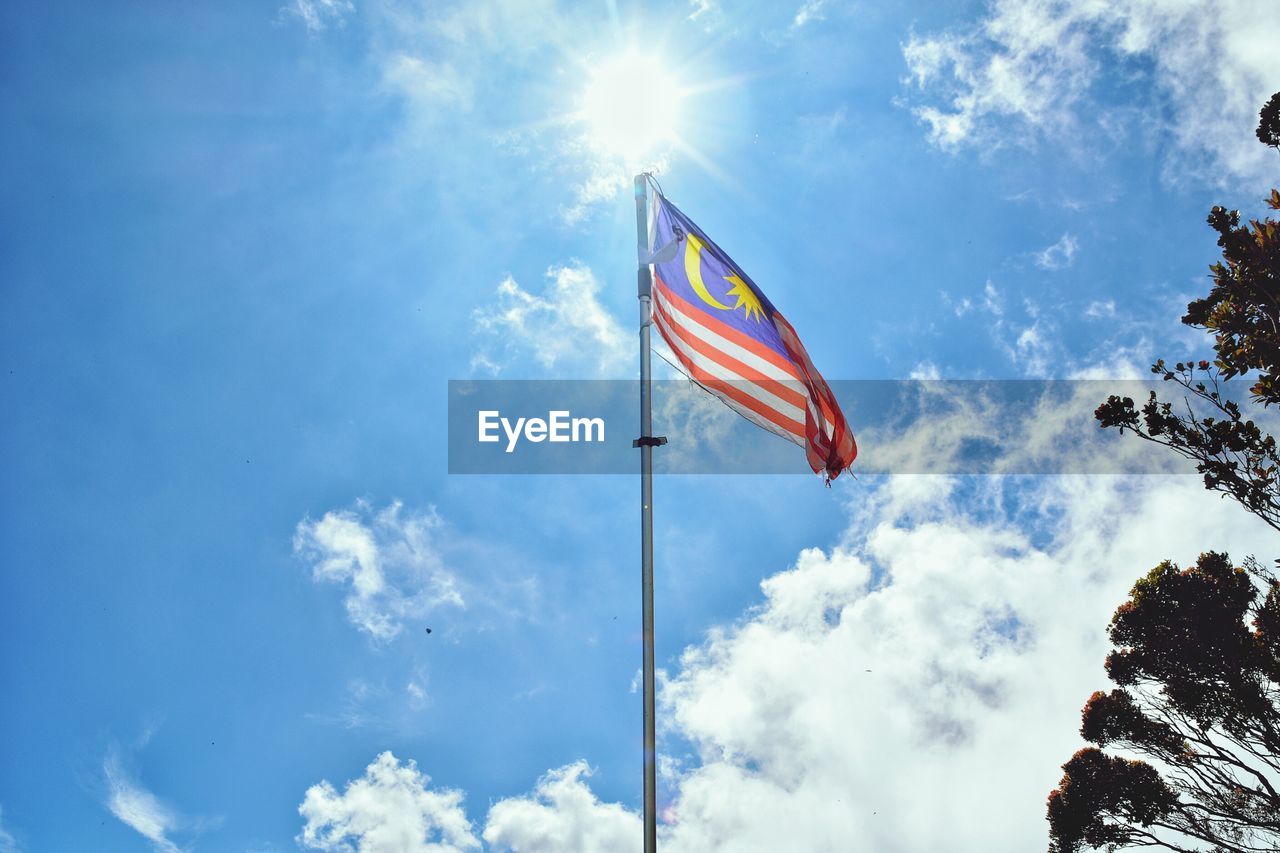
[771,312,858,477]
[651,313,807,439]
[653,327,807,439]
[651,296,810,412]
[653,276,805,381]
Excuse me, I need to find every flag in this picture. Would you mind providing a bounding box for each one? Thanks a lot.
[647,189,857,481]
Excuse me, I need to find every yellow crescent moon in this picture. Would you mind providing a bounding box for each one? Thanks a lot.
[684,232,733,311]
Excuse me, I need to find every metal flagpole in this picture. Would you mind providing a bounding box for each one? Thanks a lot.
[632,173,663,853]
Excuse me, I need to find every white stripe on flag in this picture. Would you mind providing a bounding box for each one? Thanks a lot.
[653,310,807,446]
[654,287,805,385]
[654,314,808,427]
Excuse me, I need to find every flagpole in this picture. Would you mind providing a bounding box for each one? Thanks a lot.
[633,173,659,853]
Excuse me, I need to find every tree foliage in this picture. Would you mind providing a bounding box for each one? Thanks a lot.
[1094,187,1280,532]
[1047,95,1280,853]
[1048,554,1280,852]
[1188,196,1280,406]
[1258,92,1280,151]
[1095,360,1280,533]
[1093,92,1280,532]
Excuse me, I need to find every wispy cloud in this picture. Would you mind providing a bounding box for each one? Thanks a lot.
[790,106,851,171]
[471,263,630,377]
[1034,233,1079,270]
[561,164,631,226]
[791,0,830,30]
[1012,322,1052,375]
[981,280,1003,317]
[901,3,1094,150]
[900,0,1280,189]
[305,679,392,730]
[964,279,1074,377]
[1084,299,1116,319]
[941,291,973,317]
[382,54,470,109]
[104,748,181,853]
[0,807,19,853]
[280,0,354,32]
[294,500,463,641]
[406,680,428,709]
[687,0,717,24]
[908,360,941,380]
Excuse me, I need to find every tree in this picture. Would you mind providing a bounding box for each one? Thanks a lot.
[1093,94,1280,534]
[1093,194,1280,533]
[1258,92,1280,151]
[1047,94,1280,852]
[1047,553,1280,852]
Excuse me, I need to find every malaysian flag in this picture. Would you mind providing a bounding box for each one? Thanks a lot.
[647,189,857,481]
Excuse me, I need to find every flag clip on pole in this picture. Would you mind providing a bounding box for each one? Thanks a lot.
[634,173,663,853]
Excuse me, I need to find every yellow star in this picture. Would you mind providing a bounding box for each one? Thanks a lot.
[723,273,765,322]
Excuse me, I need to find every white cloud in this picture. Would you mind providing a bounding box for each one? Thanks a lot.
[282,0,354,32]
[557,148,668,226]
[299,752,479,852]
[104,749,181,853]
[901,0,1280,189]
[687,0,716,23]
[961,280,1083,377]
[305,679,395,730]
[294,501,463,641]
[482,762,641,852]
[955,273,1163,379]
[1034,232,1078,269]
[1066,338,1154,379]
[942,291,973,317]
[561,165,631,226]
[660,474,1272,850]
[1013,321,1051,375]
[901,2,1095,149]
[685,0,730,33]
[982,279,1003,317]
[863,380,1163,476]
[651,374,750,473]
[1083,299,1115,319]
[382,54,470,109]
[908,360,941,380]
[973,279,1056,376]
[791,0,830,30]
[471,264,630,377]
[300,463,1275,849]
[419,0,558,50]
[992,316,1061,378]
[568,168,665,229]
[0,807,18,853]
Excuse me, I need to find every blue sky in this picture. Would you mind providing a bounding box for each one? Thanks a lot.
[2,1,1279,851]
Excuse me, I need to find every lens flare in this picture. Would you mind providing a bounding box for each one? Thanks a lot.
[581,51,682,160]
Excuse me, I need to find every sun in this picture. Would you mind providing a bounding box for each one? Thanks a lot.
[581,51,683,161]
